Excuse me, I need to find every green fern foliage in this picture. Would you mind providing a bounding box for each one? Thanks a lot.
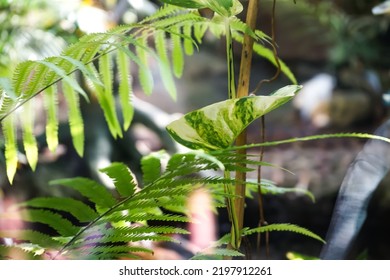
[0,4,299,183]
[0,145,321,259]
[0,160,193,259]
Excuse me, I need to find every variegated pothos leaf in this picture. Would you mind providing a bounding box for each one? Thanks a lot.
[166,85,302,150]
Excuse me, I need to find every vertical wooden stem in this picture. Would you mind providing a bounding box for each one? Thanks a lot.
[234,0,259,248]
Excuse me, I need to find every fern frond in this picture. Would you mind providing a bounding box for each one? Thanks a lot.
[141,150,167,184]
[191,248,244,260]
[43,84,59,152]
[249,180,315,202]
[171,25,185,78]
[19,197,98,223]
[62,77,84,156]
[12,61,45,99]
[0,91,15,119]
[97,53,123,138]
[36,59,89,100]
[99,162,137,198]
[242,224,325,243]
[100,212,190,225]
[140,4,189,24]
[116,49,134,131]
[0,230,62,249]
[77,228,178,245]
[183,24,195,55]
[59,55,103,87]
[20,100,38,170]
[50,177,117,210]
[2,114,17,183]
[223,133,390,152]
[19,209,80,237]
[155,30,177,100]
[0,244,41,260]
[136,34,154,95]
[112,225,188,236]
[80,245,154,260]
[0,78,17,100]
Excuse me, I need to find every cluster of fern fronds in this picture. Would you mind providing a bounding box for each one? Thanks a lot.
[0,4,296,184]
[0,146,324,260]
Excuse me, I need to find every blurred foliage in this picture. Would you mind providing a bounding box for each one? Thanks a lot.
[303,0,390,67]
[0,0,78,76]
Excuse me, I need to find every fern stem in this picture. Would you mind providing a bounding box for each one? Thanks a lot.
[225,19,236,100]
[224,171,240,250]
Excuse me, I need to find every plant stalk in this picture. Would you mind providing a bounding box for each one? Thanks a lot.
[233,0,259,249]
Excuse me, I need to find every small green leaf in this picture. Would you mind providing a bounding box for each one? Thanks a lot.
[63,77,84,156]
[97,53,123,138]
[171,25,185,78]
[43,85,59,152]
[183,24,194,56]
[141,150,168,184]
[100,162,138,198]
[116,50,134,131]
[136,35,154,95]
[166,85,302,150]
[2,114,18,184]
[155,30,177,100]
[20,100,38,170]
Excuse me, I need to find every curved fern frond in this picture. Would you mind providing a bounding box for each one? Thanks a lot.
[19,209,80,237]
[20,197,98,223]
[50,177,117,210]
[242,223,326,244]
